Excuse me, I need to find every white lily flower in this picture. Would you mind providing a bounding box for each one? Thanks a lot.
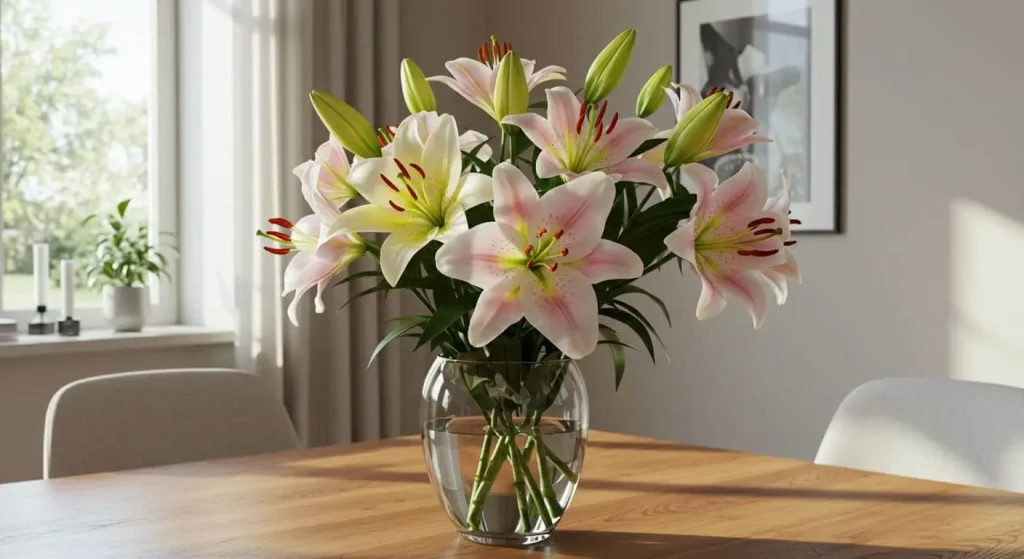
[328,113,493,286]
[436,163,643,359]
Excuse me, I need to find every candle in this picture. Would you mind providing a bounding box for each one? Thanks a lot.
[32,243,49,309]
[60,260,74,319]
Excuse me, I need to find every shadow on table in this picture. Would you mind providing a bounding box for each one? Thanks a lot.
[527,530,1002,558]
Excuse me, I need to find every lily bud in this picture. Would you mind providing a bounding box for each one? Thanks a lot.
[663,91,728,168]
[494,50,528,121]
[309,90,381,160]
[583,29,636,104]
[635,65,673,118]
[400,58,436,114]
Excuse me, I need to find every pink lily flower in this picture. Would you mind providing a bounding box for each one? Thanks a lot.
[503,86,669,198]
[664,162,786,328]
[261,169,365,326]
[381,111,494,162]
[435,163,643,359]
[428,39,566,122]
[291,136,360,215]
[642,84,771,167]
[758,171,801,304]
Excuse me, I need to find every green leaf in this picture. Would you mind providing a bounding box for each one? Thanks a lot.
[600,325,628,390]
[628,137,666,158]
[415,298,474,350]
[332,269,384,288]
[613,300,665,349]
[600,307,656,363]
[368,316,430,367]
[613,284,671,326]
[340,282,390,310]
[116,199,131,217]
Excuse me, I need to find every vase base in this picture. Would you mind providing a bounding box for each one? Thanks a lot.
[461,531,551,547]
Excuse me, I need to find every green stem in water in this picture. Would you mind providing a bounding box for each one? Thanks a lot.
[507,438,553,529]
[467,420,496,509]
[508,440,533,532]
[532,430,564,518]
[466,435,509,531]
[542,443,579,483]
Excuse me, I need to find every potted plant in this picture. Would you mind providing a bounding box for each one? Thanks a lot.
[83,199,174,332]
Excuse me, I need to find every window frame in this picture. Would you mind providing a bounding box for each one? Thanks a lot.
[0,0,179,328]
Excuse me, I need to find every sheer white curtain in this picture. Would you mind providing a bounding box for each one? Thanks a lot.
[179,0,426,447]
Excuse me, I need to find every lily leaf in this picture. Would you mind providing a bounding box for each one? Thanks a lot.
[600,307,656,362]
[600,325,628,390]
[368,315,429,367]
[613,284,672,326]
[628,137,666,158]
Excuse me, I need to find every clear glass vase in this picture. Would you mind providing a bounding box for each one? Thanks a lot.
[420,357,589,547]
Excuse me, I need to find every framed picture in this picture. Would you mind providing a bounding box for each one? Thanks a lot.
[677,0,840,232]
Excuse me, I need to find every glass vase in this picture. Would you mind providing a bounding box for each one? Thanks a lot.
[420,357,589,547]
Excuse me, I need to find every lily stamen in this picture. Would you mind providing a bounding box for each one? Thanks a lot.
[268,217,294,229]
[561,248,569,257]
[389,200,406,212]
[784,240,797,246]
[266,231,291,242]
[263,246,291,256]
[394,159,411,178]
[737,249,780,257]
[606,112,619,134]
[410,163,426,179]
[575,103,588,135]
[549,262,559,272]
[537,227,547,238]
[747,217,775,228]
[381,174,401,192]
[406,184,419,200]
[524,244,534,255]
[790,218,802,225]
[553,229,564,240]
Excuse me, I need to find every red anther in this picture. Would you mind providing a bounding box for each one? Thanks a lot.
[790,218,802,225]
[409,163,426,179]
[526,259,535,268]
[481,42,490,62]
[784,240,797,246]
[553,229,564,240]
[394,159,410,178]
[268,217,294,229]
[524,244,534,255]
[537,227,547,238]
[606,112,620,134]
[263,246,291,255]
[503,43,510,55]
[492,42,499,62]
[575,102,588,135]
[561,248,569,257]
[381,174,401,192]
[377,134,386,147]
[594,124,604,143]
[733,100,742,109]
[388,200,406,212]
[405,184,419,200]
[753,228,776,236]
[477,46,484,63]
[266,231,291,242]
[747,217,776,228]
[549,262,559,272]
[595,100,608,128]
[737,249,780,257]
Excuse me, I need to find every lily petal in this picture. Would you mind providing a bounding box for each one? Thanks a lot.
[536,150,567,179]
[680,163,718,224]
[502,112,563,161]
[443,58,496,115]
[587,117,656,169]
[459,130,493,161]
[605,159,671,199]
[282,250,316,296]
[571,240,643,283]
[328,204,409,237]
[346,157,404,208]
[534,171,614,258]
[519,266,599,359]
[435,222,524,289]
[701,109,771,157]
[526,64,567,90]
[492,162,540,236]
[663,220,696,263]
[467,274,526,348]
[420,114,462,207]
[428,74,490,115]
[759,268,789,305]
[285,257,337,326]
[669,84,703,122]
[457,172,494,209]
[707,270,768,329]
[707,162,768,220]
[379,223,436,286]
[695,274,727,321]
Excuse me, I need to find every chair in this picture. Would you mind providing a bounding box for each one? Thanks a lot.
[815,378,1024,493]
[44,368,300,478]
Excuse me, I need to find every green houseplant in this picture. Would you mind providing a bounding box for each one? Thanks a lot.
[83,199,174,332]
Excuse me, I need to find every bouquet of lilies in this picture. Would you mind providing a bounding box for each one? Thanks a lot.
[259,29,800,377]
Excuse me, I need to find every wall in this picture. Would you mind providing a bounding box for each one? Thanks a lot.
[483,0,1024,460]
[0,344,234,483]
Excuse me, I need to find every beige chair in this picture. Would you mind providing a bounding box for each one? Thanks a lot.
[44,368,300,478]
[815,378,1024,493]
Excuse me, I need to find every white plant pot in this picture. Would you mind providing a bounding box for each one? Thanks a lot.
[102,285,148,332]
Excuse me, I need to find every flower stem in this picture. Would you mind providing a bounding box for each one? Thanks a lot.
[506,438,553,529]
[542,443,579,483]
[466,435,509,531]
[468,422,496,504]
[532,430,564,518]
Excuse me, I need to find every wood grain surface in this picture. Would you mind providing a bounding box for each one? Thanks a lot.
[1,431,1022,558]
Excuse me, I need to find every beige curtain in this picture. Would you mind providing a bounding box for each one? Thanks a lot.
[221,0,425,447]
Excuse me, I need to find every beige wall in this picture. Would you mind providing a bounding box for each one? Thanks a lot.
[0,345,234,483]
[473,0,1024,459]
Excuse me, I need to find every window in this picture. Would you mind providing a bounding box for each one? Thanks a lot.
[0,0,177,326]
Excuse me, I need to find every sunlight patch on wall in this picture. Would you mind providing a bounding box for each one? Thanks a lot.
[949,197,1024,389]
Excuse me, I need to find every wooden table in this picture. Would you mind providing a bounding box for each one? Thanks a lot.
[2,431,1023,558]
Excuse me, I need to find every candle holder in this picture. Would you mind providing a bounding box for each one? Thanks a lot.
[58,317,80,337]
[27,305,55,335]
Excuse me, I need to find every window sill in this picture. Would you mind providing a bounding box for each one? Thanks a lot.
[0,325,234,359]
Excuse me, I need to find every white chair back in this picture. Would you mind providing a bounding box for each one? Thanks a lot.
[44,368,299,478]
[815,378,1024,493]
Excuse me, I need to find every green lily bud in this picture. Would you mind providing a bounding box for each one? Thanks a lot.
[663,91,728,168]
[494,50,528,121]
[636,65,673,118]
[400,58,436,114]
[309,90,381,160]
[583,29,636,104]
